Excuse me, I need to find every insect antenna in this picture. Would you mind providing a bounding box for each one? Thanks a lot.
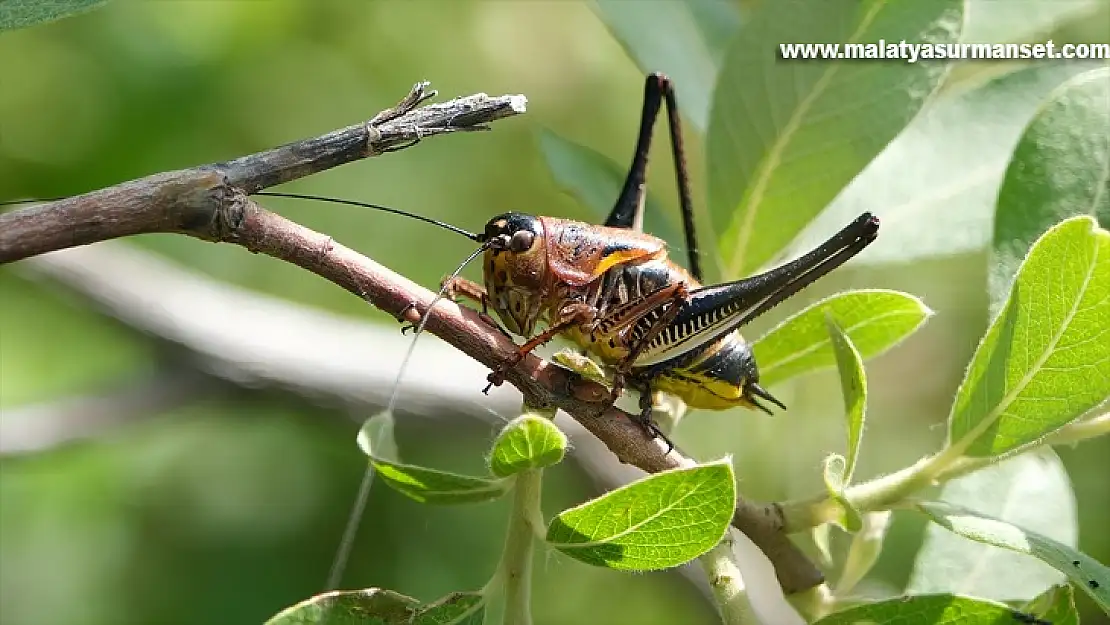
[4,193,485,243]
[0,197,66,207]
[325,241,489,592]
[254,191,483,242]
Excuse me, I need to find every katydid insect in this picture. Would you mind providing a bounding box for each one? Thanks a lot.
[0,72,880,595]
[3,73,878,445]
[263,73,879,446]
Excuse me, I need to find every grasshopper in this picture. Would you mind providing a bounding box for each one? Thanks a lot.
[247,74,879,445]
[439,73,879,440]
[3,75,877,444]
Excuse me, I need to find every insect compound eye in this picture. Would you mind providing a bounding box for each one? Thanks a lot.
[508,229,535,253]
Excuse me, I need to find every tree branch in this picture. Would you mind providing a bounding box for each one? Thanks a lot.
[0,83,821,594]
[236,198,823,594]
[0,83,525,263]
[19,244,811,622]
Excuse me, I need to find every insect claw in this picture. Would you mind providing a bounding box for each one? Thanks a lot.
[396,302,420,334]
[484,369,507,394]
[648,426,674,455]
[634,401,675,454]
[478,311,513,340]
[639,418,675,454]
[654,426,676,455]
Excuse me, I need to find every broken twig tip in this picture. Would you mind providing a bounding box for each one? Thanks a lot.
[508,94,528,113]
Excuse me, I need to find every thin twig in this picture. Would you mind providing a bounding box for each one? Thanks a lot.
[0,87,526,263]
[18,242,816,618]
[701,534,759,625]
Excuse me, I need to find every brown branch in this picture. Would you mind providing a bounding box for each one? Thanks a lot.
[0,84,821,594]
[233,198,822,594]
[0,83,525,263]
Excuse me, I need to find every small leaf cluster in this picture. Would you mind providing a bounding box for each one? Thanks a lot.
[267,410,736,624]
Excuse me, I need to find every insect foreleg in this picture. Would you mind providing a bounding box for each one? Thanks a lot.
[441,276,514,341]
[442,276,489,313]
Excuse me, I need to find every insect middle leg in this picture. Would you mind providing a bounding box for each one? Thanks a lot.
[590,282,690,447]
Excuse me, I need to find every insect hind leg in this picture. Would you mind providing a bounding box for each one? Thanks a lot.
[606,72,702,282]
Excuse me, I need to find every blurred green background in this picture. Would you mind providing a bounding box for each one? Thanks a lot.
[1,2,1108,624]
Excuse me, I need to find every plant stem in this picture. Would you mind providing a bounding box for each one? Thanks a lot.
[1044,411,1109,445]
[485,469,543,625]
[781,410,1110,531]
[787,583,834,623]
[699,534,758,625]
[780,454,943,531]
[935,412,1109,482]
[664,403,759,622]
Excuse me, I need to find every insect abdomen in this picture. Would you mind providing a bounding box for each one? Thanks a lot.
[649,334,762,410]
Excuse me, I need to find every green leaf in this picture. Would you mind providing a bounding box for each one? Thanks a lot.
[358,411,400,462]
[264,589,484,625]
[835,510,892,595]
[821,454,862,532]
[708,0,963,277]
[552,349,608,384]
[991,67,1110,313]
[813,594,1049,625]
[372,461,510,505]
[546,460,736,571]
[1022,585,1079,625]
[359,413,510,505]
[908,449,1078,602]
[488,414,567,477]
[537,129,685,257]
[753,290,932,387]
[412,592,485,625]
[916,500,1110,612]
[812,523,834,568]
[592,0,741,131]
[948,217,1110,457]
[824,314,867,484]
[264,588,420,625]
[786,62,1100,266]
[964,0,1107,44]
[0,0,107,31]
